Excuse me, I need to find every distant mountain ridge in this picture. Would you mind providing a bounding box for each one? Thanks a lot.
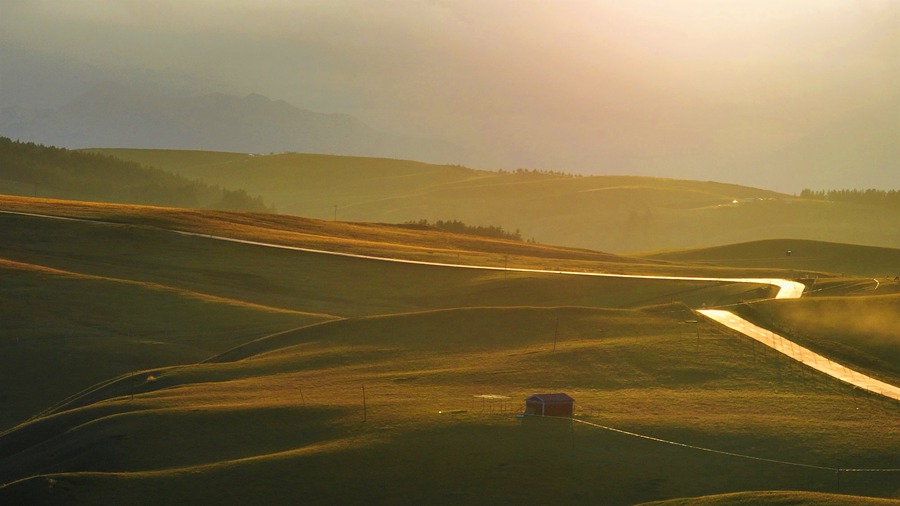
[0,81,459,161]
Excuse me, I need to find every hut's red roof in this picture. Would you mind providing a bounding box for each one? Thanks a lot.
[526,393,574,404]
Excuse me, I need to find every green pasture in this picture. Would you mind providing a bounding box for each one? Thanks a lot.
[0,204,772,430]
[0,207,772,318]
[0,258,319,429]
[1,196,898,505]
[644,239,900,278]
[735,294,900,386]
[642,491,900,505]
[89,148,900,253]
[2,306,898,504]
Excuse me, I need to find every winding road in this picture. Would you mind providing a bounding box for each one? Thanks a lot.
[2,209,897,401]
[699,309,900,400]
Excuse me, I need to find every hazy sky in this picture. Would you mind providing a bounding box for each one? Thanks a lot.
[1,0,897,190]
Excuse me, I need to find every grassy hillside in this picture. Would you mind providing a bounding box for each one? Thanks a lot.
[0,196,780,429]
[641,491,900,505]
[0,138,268,211]
[2,196,898,504]
[2,307,898,504]
[91,148,900,253]
[0,257,323,429]
[643,239,900,278]
[734,294,900,386]
[0,194,817,279]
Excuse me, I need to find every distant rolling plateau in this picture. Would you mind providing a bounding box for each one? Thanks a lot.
[642,239,900,278]
[88,148,900,254]
[1,195,898,505]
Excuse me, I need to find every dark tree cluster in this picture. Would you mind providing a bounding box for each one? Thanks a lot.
[0,137,269,212]
[798,188,900,209]
[497,167,582,178]
[406,219,524,241]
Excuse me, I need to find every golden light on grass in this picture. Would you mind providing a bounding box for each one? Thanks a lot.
[2,195,898,504]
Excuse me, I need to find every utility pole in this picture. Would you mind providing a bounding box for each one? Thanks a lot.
[362,384,367,422]
[553,316,559,352]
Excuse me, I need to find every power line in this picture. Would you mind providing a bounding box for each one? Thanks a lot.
[566,416,900,473]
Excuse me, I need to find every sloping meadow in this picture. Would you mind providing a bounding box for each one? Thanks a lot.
[0,200,772,430]
[2,306,899,504]
[2,197,898,504]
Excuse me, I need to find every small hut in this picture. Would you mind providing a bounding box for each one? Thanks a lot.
[524,393,574,417]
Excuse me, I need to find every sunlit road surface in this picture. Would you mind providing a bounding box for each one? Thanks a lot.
[166,227,897,402]
[0,210,806,298]
[699,309,900,401]
[1,209,895,400]
[169,229,807,300]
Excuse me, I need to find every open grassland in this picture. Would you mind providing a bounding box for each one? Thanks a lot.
[643,239,900,278]
[641,491,900,505]
[0,194,814,279]
[2,307,899,505]
[2,195,898,504]
[734,295,900,387]
[87,149,482,216]
[90,148,900,253]
[0,257,322,429]
[0,197,779,315]
[1,138,268,212]
[0,197,776,430]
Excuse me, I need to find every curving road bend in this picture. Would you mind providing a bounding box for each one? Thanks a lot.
[175,228,808,297]
[698,309,900,401]
[165,228,900,401]
[0,210,807,299]
[1,209,896,400]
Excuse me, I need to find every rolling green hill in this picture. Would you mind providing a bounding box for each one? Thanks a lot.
[2,306,898,504]
[641,491,900,505]
[0,138,268,211]
[91,148,900,253]
[642,239,900,278]
[0,194,821,279]
[734,294,900,386]
[0,196,777,429]
[0,257,322,429]
[1,196,898,505]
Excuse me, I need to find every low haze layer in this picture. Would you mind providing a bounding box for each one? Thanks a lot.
[1,1,897,192]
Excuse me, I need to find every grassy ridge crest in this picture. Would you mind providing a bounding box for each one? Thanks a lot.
[2,194,898,504]
[91,147,900,253]
[643,238,900,278]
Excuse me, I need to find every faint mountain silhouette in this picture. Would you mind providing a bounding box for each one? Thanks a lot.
[0,81,460,161]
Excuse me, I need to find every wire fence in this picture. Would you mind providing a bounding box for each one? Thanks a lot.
[563,415,900,474]
[697,309,900,403]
